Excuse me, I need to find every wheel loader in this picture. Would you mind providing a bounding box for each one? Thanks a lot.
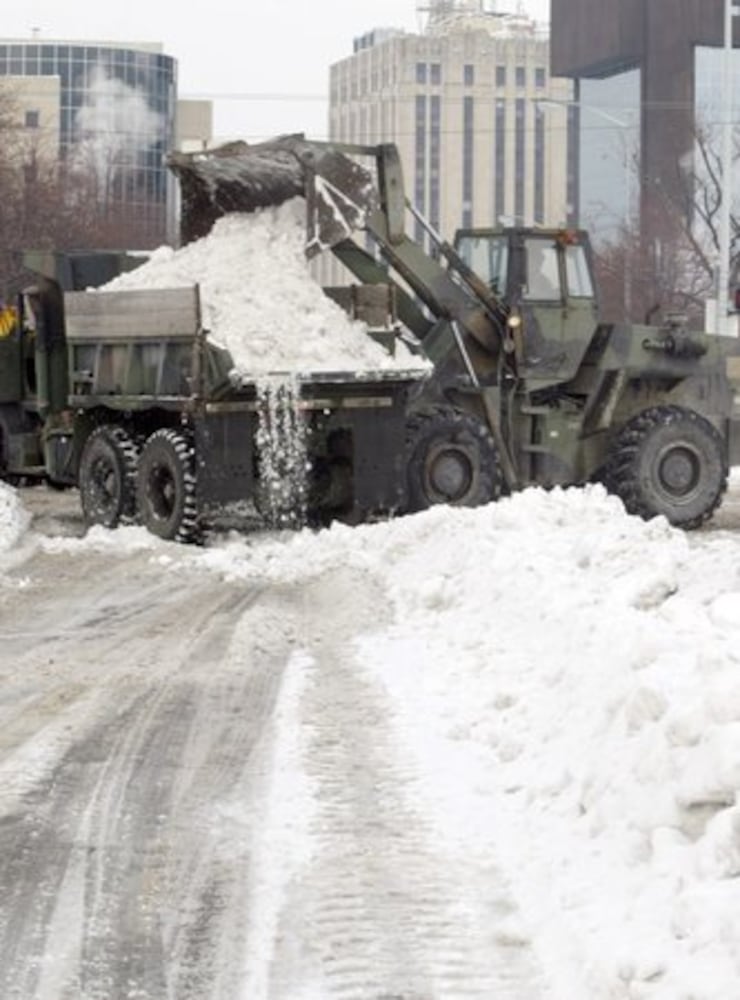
[167,134,740,530]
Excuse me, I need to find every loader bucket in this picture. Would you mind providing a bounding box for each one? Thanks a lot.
[167,138,306,244]
[166,135,378,254]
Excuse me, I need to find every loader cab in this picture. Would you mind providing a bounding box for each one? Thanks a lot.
[455,227,600,388]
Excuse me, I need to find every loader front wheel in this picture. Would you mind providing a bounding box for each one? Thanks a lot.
[604,405,727,529]
[79,424,138,529]
[405,408,503,513]
[137,429,200,543]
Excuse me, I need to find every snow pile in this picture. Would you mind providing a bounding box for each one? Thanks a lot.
[99,200,427,377]
[139,483,740,999]
[0,482,31,553]
[356,488,740,1000]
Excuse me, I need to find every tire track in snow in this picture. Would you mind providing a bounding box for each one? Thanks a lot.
[264,567,547,1000]
[0,548,301,1000]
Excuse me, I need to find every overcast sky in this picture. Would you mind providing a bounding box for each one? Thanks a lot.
[3,0,550,141]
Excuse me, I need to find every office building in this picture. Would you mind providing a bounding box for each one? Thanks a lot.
[329,2,574,255]
[0,37,213,245]
[551,0,740,255]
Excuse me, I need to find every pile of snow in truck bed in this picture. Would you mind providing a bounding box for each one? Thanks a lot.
[99,199,426,378]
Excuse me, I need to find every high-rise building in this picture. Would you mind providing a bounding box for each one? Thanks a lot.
[550,0,740,253]
[328,2,574,253]
[0,37,213,245]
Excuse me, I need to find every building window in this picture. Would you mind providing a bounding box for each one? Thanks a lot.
[534,106,545,224]
[415,94,427,241]
[515,66,526,88]
[515,99,526,222]
[464,64,475,86]
[463,96,474,227]
[24,109,40,128]
[430,95,441,232]
[567,104,579,227]
[430,62,441,85]
[535,67,546,89]
[495,101,506,221]
[496,65,506,87]
[416,62,427,85]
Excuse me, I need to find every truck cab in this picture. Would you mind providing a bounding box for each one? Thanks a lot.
[454,226,600,387]
[0,251,147,484]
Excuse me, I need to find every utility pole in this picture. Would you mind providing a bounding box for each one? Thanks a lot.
[717,0,739,335]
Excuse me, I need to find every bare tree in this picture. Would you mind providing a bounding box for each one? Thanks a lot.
[0,77,168,298]
[592,121,740,330]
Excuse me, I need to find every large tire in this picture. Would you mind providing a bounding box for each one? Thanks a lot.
[0,404,41,485]
[78,425,138,529]
[604,404,727,529]
[136,428,199,542]
[405,407,503,513]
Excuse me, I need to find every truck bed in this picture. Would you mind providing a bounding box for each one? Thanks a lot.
[63,285,425,407]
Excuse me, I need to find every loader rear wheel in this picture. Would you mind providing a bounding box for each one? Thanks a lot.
[604,404,727,529]
[79,424,138,529]
[136,428,200,543]
[405,408,503,513]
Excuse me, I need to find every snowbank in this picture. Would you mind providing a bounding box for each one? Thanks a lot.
[0,483,31,553]
[99,201,427,378]
[154,483,740,999]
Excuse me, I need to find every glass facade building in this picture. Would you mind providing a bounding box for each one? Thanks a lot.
[551,0,740,286]
[576,67,641,243]
[0,39,177,242]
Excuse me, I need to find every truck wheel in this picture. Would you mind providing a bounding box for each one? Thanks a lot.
[405,407,503,513]
[136,429,200,543]
[604,404,727,529]
[78,425,138,528]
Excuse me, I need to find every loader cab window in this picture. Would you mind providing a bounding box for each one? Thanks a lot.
[523,238,561,301]
[455,233,509,295]
[565,244,595,298]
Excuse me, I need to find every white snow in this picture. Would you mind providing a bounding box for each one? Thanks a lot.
[7,474,740,998]
[0,481,31,553]
[98,199,428,378]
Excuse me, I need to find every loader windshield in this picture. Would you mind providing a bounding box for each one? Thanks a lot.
[523,238,561,301]
[455,234,509,295]
[564,243,595,298]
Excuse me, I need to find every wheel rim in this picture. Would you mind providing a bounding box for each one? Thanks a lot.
[89,454,120,516]
[424,443,474,502]
[656,443,701,499]
[147,462,176,521]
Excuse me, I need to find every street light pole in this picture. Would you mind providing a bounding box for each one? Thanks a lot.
[717,0,739,335]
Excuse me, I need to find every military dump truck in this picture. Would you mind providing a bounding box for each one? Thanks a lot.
[2,269,417,541]
[2,133,740,541]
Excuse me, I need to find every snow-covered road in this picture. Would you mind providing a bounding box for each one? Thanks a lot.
[0,489,545,1000]
[0,541,274,999]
